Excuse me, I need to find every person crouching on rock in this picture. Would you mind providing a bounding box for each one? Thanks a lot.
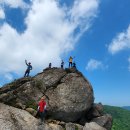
[38,96,46,122]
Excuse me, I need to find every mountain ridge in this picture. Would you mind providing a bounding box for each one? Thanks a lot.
[104,105,130,130]
[122,106,130,111]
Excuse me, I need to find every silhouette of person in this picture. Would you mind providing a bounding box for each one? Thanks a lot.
[24,60,32,77]
[61,60,64,69]
[49,63,52,68]
[73,62,76,69]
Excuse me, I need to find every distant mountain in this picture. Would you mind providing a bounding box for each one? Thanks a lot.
[122,106,130,111]
[104,105,130,130]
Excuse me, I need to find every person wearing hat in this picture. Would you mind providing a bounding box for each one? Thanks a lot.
[24,60,32,77]
[69,56,73,68]
[38,96,47,122]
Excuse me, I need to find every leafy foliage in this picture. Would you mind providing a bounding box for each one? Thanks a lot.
[104,105,130,130]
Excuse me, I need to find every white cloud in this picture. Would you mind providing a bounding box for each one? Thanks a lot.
[108,25,130,54]
[71,0,99,21]
[86,59,104,71]
[69,0,99,40]
[0,0,99,77]
[0,0,29,9]
[0,7,5,19]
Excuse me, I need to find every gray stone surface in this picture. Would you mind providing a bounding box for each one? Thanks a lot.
[84,103,104,121]
[49,123,64,130]
[34,68,67,88]
[46,72,94,122]
[0,103,65,130]
[83,122,107,130]
[92,114,113,130]
[65,123,83,130]
[26,108,37,116]
[0,103,39,130]
[65,123,76,130]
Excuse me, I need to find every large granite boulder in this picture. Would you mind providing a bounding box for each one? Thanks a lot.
[46,72,94,122]
[0,68,112,130]
[0,68,94,122]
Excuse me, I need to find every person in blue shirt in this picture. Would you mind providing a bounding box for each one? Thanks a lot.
[24,60,32,77]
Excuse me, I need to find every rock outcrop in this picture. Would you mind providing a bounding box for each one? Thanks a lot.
[92,114,112,130]
[0,103,65,130]
[0,103,39,130]
[46,71,94,122]
[0,67,112,130]
[83,122,107,130]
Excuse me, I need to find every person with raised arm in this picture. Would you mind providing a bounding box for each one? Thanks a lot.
[24,60,32,77]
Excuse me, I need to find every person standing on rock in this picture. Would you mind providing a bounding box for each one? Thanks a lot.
[49,63,52,68]
[38,96,47,122]
[24,60,32,77]
[61,60,64,69]
[69,56,73,68]
[72,62,76,69]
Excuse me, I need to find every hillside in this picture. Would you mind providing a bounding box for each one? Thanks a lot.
[122,106,130,111]
[104,105,130,130]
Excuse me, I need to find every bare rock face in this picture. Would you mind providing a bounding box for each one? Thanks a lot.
[26,108,37,116]
[83,122,107,130]
[48,124,64,130]
[0,68,94,122]
[92,114,113,130]
[46,72,94,122]
[65,123,83,130]
[0,103,65,130]
[86,103,104,120]
[0,103,39,130]
[34,67,67,88]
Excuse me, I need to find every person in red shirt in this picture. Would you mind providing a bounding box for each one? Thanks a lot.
[38,96,46,122]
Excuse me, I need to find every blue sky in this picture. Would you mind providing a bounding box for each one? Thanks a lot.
[0,0,130,106]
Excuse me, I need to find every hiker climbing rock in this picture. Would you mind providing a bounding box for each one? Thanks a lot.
[69,56,73,68]
[24,60,32,77]
[38,96,47,123]
[61,60,64,69]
